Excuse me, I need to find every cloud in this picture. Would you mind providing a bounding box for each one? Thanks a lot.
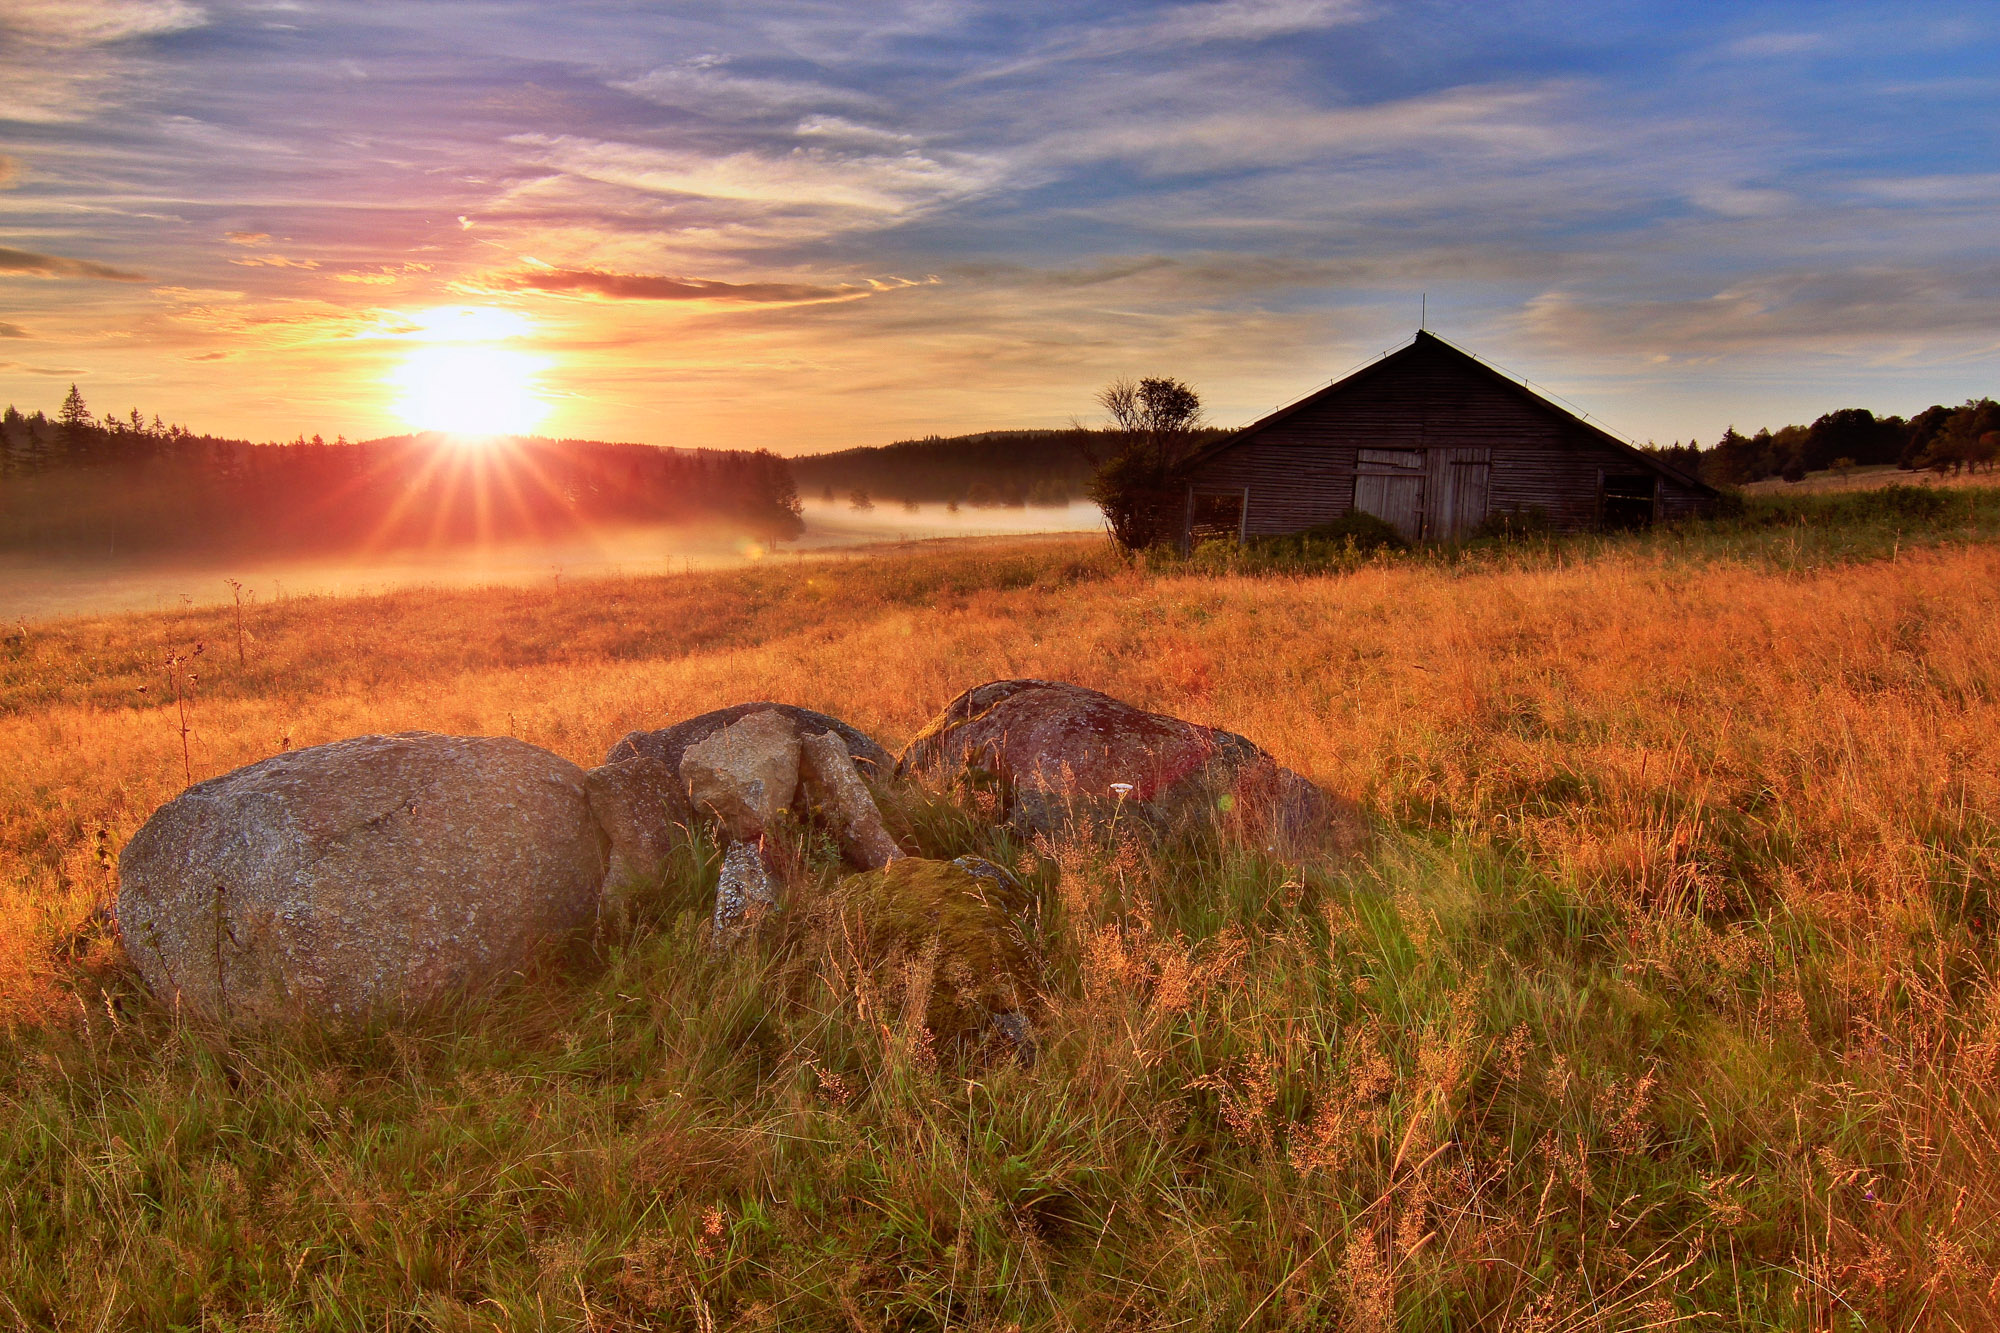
[1517,264,2000,362]
[1854,174,2000,206]
[225,231,270,246]
[0,0,206,121]
[0,157,17,188]
[1041,83,1576,175]
[1725,31,1832,58]
[1121,0,1370,46]
[613,56,879,118]
[1688,184,1793,217]
[795,116,919,149]
[977,0,1368,77]
[1,0,204,46]
[511,133,1004,220]
[0,246,149,281]
[229,254,321,269]
[495,265,873,305]
[0,322,28,338]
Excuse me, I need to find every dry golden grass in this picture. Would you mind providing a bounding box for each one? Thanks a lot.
[4,508,2000,1328]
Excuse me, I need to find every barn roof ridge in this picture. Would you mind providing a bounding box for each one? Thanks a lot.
[1183,330,1716,496]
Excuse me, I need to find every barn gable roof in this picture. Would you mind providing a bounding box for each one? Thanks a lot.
[1183,331,1717,496]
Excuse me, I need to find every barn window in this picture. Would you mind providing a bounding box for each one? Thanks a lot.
[1600,473,1657,529]
[1188,490,1246,544]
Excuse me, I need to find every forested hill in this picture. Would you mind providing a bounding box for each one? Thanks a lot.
[0,402,802,557]
[790,428,1226,507]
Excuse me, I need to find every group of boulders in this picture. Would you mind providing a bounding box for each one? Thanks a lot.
[115,679,1363,1046]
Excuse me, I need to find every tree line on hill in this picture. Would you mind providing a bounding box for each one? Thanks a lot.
[786,426,1227,509]
[0,388,802,558]
[1642,399,1999,485]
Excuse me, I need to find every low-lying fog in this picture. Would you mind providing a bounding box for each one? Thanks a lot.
[0,499,1107,623]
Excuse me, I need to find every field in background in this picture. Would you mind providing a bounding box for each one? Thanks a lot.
[3,486,2000,1328]
[1741,463,2000,495]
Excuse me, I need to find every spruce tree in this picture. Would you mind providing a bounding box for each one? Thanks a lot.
[57,384,93,464]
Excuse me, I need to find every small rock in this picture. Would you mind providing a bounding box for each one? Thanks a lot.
[799,729,904,870]
[713,840,777,942]
[585,755,692,890]
[116,732,606,1026]
[679,709,802,841]
[987,1010,1039,1067]
[951,854,1024,899]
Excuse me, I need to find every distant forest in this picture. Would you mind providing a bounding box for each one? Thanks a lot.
[0,390,802,558]
[790,428,1228,507]
[1641,398,1999,485]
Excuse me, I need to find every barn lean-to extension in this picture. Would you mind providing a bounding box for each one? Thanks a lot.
[1177,330,1718,547]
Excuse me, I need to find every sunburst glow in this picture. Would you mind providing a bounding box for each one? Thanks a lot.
[389,306,551,436]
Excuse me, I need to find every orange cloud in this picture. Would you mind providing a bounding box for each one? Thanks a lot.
[0,246,148,281]
[496,266,870,305]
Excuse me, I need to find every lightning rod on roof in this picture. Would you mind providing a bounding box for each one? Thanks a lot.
[1421,293,1426,331]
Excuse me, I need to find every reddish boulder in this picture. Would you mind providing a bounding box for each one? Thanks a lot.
[898,679,1363,854]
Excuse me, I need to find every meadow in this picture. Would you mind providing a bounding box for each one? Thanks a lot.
[3,485,1999,1329]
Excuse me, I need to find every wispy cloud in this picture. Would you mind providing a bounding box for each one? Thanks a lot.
[2,0,204,45]
[980,0,1369,77]
[1518,264,2000,362]
[1039,83,1578,175]
[510,133,1005,223]
[0,246,149,281]
[0,0,205,122]
[613,57,879,118]
[492,265,873,305]
[1725,31,1834,58]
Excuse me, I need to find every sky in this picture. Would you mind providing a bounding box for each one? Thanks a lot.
[1,0,1997,453]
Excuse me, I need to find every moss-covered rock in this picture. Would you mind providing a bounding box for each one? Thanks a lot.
[825,856,1039,1055]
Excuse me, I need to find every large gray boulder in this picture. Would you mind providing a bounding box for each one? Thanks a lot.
[606,702,892,780]
[116,732,607,1025]
[898,680,1365,854]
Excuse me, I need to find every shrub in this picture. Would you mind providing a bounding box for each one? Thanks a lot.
[1087,447,1183,550]
[1469,506,1558,542]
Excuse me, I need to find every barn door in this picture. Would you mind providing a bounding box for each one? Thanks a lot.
[1354,448,1425,539]
[1428,447,1492,539]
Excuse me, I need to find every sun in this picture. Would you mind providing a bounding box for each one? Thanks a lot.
[388,306,551,436]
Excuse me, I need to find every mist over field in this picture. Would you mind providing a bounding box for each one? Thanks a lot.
[0,500,1105,622]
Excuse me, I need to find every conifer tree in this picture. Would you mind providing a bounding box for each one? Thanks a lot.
[57,384,93,463]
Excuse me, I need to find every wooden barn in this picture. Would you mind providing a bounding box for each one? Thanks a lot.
[1177,331,1717,546]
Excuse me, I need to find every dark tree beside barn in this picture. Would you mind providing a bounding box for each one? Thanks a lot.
[1087,375,1206,550]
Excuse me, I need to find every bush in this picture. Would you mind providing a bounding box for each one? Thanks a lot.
[1468,506,1558,542]
[1244,512,1408,557]
[1087,448,1183,550]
